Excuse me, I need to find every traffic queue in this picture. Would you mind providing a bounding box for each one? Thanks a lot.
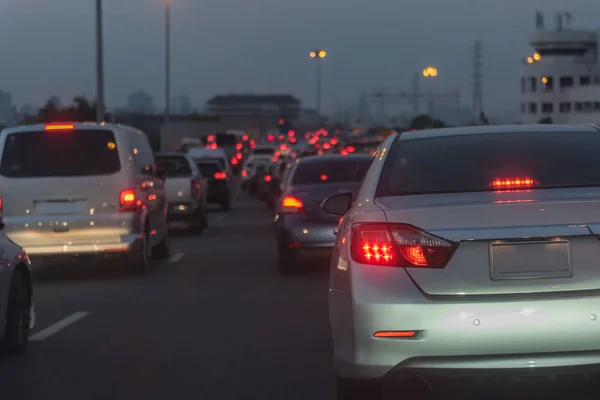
[241,128,385,274]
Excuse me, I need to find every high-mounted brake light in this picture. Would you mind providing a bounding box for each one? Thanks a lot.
[120,189,140,212]
[351,223,455,268]
[490,177,538,190]
[214,172,227,180]
[45,123,74,131]
[281,196,303,213]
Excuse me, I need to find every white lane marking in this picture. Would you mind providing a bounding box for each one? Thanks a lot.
[30,311,90,341]
[169,252,185,263]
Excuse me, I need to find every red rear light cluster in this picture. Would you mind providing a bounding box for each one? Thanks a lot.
[241,170,248,177]
[214,172,227,180]
[120,189,141,212]
[350,223,455,268]
[45,123,74,131]
[264,174,272,182]
[281,196,303,213]
[490,177,538,190]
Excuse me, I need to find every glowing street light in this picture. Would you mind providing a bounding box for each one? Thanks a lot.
[541,76,548,84]
[533,52,541,61]
[422,66,438,115]
[422,66,438,77]
[527,57,534,64]
[309,49,327,114]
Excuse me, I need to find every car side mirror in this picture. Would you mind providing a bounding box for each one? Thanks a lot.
[322,192,353,216]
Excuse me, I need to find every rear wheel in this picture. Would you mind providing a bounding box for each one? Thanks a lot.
[1,271,31,356]
[152,228,170,259]
[337,376,383,400]
[129,232,150,274]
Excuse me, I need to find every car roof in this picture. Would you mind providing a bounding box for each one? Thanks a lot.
[398,124,599,141]
[296,154,372,165]
[2,122,139,134]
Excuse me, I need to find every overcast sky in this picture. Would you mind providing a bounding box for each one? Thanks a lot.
[1,0,599,116]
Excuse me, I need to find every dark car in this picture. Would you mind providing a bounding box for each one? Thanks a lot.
[274,154,372,274]
[195,159,232,211]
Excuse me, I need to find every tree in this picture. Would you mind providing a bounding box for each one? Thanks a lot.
[410,114,446,130]
[36,96,97,123]
[538,116,553,124]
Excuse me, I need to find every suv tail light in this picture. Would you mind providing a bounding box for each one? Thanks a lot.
[264,174,272,182]
[120,189,141,212]
[350,223,455,268]
[214,172,227,180]
[281,196,303,213]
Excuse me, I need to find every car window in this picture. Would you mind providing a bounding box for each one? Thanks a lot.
[156,156,193,177]
[0,129,120,178]
[377,131,600,197]
[291,159,371,185]
[253,148,274,155]
[196,161,223,177]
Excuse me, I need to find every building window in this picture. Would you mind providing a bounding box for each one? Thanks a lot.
[521,78,525,93]
[594,102,600,111]
[575,102,583,112]
[580,76,591,86]
[529,77,537,92]
[559,102,572,113]
[529,103,537,114]
[541,103,554,113]
[584,102,592,112]
[560,76,574,89]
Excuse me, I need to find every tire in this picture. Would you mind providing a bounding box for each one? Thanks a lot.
[277,247,297,275]
[337,376,383,400]
[1,271,31,356]
[152,228,170,259]
[129,232,150,274]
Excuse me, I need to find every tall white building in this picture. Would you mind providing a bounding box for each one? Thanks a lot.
[521,13,600,124]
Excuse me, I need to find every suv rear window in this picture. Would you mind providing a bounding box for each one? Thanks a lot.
[253,148,274,155]
[0,130,120,178]
[377,131,600,197]
[156,156,192,177]
[196,162,222,177]
[292,159,371,185]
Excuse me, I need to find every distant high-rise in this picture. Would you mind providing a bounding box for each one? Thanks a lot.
[172,94,192,114]
[127,90,155,114]
[0,90,17,125]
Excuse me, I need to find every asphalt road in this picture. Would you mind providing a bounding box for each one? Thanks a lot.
[0,193,598,400]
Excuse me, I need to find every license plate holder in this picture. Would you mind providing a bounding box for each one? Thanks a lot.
[489,240,572,280]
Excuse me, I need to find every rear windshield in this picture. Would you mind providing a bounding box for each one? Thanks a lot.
[0,130,120,178]
[253,148,274,155]
[196,162,222,176]
[377,131,600,197]
[156,156,192,177]
[292,159,371,185]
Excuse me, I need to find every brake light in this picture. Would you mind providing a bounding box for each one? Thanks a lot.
[120,189,140,212]
[210,143,218,149]
[242,170,248,177]
[242,135,249,141]
[0,196,3,213]
[236,152,243,160]
[250,140,256,148]
[45,123,74,131]
[340,150,348,156]
[281,196,303,213]
[207,134,215,142]
[323,143,331,150]
[330,138,338,145]
[236,143,243,150]
[350,223,455,268]
[267,135,275,142]
[347,145,356,153]
[490,177,538,190]
[231,157,238,165]
[320,174,328,181]
[214,172,227,180]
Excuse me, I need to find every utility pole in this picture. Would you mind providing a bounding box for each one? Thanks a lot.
[472,40,484,124]
[165,0,171,124]
[412,72,420,116]
[95,0,105,122]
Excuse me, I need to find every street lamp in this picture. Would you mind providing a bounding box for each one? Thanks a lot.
[422,66,438,115]
[309,49,327,115]
[95,0,105,122]
[165,0,171,124]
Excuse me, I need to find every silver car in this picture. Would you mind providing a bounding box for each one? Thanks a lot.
[275,154,371,274]
[0,123,170,274]
[0,219,33,356]
[323,124,600,398]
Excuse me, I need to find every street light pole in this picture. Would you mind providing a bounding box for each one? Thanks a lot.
[95,0,105,122]
[165,0,171,124]
[309,49,327,117]
[422,66,438,117]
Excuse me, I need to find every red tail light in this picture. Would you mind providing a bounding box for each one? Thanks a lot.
[264,174,272,182]
[0,196,4,214]
[490,177,538,190]
[350,223,455,268]
[120,189,140,212]
[281,196,303,213]
[347,145,356,153]
[45,123,74,131]
[242,135,249,141]
[241,170,248,177]
[214,172,227,180]
[340,150,348,156]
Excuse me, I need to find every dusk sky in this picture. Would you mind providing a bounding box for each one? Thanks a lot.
[1,0,599,116]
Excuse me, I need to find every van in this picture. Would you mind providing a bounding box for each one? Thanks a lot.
[0,122,170,273]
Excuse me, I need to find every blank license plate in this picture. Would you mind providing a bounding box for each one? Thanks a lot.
[490,241,572,280]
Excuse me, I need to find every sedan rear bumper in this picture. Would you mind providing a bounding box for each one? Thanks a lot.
[331,286,600,380]
[24,233,142,257]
